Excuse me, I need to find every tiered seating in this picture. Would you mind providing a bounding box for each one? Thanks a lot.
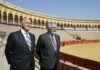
[66,30,100,40]
[1,23,100,41]
[1,23,100,70]
[0,24,75,40]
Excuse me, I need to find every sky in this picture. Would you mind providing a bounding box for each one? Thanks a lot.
[2,0,100,19]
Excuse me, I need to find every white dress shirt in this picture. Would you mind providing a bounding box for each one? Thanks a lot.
[21,28,29,41]
[21,28,31,50]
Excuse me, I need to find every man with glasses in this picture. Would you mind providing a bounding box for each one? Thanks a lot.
[36,22,60,70]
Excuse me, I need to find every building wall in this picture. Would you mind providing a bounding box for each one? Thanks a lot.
[0,1,100,30]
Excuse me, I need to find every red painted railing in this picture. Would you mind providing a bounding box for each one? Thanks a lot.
[60,52,100,70]
[60,40,100,47]
[60,40,100,69]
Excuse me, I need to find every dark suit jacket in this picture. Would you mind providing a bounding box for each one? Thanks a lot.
[36,32,60,69]
[5,30,35,70]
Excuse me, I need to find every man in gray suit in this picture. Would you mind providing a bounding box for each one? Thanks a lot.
[36,23,60,70]
[5,17,35,70]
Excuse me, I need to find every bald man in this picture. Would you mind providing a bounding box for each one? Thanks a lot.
[5,17,35,70]
[36,23,60,70]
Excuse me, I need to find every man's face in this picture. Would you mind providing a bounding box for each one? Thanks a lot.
[49,27,57,33]
[21,19,31,31]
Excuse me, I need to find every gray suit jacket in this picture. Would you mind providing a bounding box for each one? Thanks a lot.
[36,32,60,69]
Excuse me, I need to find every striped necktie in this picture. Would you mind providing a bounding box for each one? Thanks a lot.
[25,32,31,50]
[50,34,57,51]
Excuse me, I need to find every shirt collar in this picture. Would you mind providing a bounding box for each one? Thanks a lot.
[47,32,55,37]
[21,28,27,34]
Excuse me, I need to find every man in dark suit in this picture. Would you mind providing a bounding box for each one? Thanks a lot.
[5,17,35,70]
[36,23,60,70]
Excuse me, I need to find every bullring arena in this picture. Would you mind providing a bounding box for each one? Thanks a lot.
[0,1,100,70]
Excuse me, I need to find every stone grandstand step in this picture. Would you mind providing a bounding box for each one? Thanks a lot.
[0,24,77,40]
[65,30,100,40]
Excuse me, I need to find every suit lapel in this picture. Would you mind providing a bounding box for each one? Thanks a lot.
[18,31,30,52]
[55,35,59,46]
[46,33,52,46]
[46,33,56,51]
[55,35,59,50]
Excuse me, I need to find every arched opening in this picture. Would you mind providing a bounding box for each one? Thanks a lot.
[34,19,37,25]
[88,25,91,28]
[70,24,73,27]
[33,19,38,28]
[66,24,69,27]
[0,10,2,23]
[64,23,67,27]
[82,24,85,28]
[98,25,100,30]
[85,25,88,30]
[33,19,37,25]
[38,20,41,28]
[14,15,18,25]
[3,11,7,23]
[20,16,23,24]
[66,24,72,27]
[41,20,45,28]
[29,18,32,24]
[76,24,79,28]
[42,20,44,26]
[57,23,60,27]
[94,25,97,28]
[8,13,13,24]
